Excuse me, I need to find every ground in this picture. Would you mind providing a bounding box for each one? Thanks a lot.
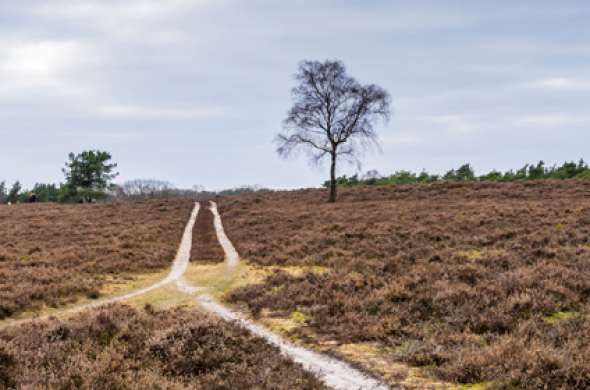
[2,181,590,389]
[0,304,325,389]
[0,198,193,319]
[219,180,590,388]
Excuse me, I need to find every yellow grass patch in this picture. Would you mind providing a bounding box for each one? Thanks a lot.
[261,316,304,334]
[543,310,577,324]
[100,269,169,296]
[122,284,196,310]
[184,261,328,300]
[458,383,493,390]
[334,342,455,389]
[555,223,566,231]
[456,248,506,261]
[1,269,171,326]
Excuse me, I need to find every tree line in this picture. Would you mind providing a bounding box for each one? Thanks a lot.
[1,149,267,205]
[0,150,118,204]
[324,159,590,188]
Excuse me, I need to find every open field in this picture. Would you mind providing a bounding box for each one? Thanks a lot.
[0,199,377,389]
[0,199,194,319]
[0,304,325,389]
[3,181,590,388]
[220,180,590,388]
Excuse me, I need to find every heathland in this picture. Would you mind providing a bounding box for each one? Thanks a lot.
[0,304,324,389]
[220,179,590,388]
[2,180,590,389]
[0,198,193,319]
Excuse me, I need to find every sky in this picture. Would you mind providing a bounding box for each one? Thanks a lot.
[1,0,589,190]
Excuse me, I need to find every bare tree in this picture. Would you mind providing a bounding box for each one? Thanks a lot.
[120,179,174,197]
[276,59,390,202]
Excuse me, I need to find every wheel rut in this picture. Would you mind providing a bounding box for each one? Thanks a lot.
[1,200,392,389]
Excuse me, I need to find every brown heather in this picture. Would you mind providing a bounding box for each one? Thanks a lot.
[190,204,225,263]
[0,304,325,389]
[0,199,194,319]
[220,180,590,388]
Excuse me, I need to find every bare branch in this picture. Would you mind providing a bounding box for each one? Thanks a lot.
[275,59,391,201]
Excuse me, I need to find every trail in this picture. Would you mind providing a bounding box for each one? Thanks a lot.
[187,201,391,390]
[2,200,391,389]
[209,201,239,267]
[0,202,200,330]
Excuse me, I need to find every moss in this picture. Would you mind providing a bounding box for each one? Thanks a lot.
[458,382,493,390]
[290,310,308,324]
[543,311,576,324]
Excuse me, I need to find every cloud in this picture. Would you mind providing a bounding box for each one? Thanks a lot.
[381,133,423,146]
[431,114,482,135]
[1,1,589,189]
[97,104,224,119]
[528,77,590,91]
[34,0,208,20]
[0,39,97,97]
[31,0,216,45]
[516,114,588,126]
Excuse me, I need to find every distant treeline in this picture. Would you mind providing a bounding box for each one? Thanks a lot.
[0,182,61,204]
[324,159,590,188]
[112,179,268,201]
[0,179,268,204]
[1,149,270,205]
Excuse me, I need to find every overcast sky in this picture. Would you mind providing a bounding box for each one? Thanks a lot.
[1,1,589,190]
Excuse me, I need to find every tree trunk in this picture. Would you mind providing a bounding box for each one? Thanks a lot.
[329,152,337,203]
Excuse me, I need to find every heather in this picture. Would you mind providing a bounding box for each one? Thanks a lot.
[0,304,325,389]
[191,204,225,263]
[0,199,194,319]
[220,180,590,387]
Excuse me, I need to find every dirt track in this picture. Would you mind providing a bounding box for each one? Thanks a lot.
[0,200,391,389]
[191,202,391,390]
[0,202,201,331]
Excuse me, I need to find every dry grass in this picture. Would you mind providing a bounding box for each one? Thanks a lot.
[219,180,590,388]
[183,262,327,300]
[0,304,326,389]
[0,199,194,319]
[334,343,453,390]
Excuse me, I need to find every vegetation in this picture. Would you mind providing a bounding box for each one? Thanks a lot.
[276,59,390,202]
[0,181,70,204]
[0,198,194,319]
[219,180,590,388]
[191,204,225,263]
[0,150,118,204]
[6,181,22,204]
[62,150,119,203]
[325,159,590,187]
[0,304,325,389]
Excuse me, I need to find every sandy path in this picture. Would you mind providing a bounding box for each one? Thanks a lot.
[192,201,391,390]
[199,296,390,390]
[210,201,239,267]
[1,200,391,389]
[0,202,200,330]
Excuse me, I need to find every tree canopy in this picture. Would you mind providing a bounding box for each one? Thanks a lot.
[62,150,119,202]
[276,59,390,202]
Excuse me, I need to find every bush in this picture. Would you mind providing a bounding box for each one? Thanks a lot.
[326,159,590,187]
[0,305,325,389]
